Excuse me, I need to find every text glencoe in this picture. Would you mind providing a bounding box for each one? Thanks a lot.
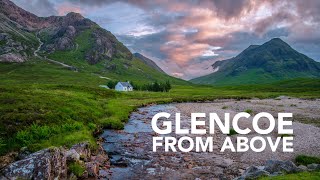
[152,112,293,153]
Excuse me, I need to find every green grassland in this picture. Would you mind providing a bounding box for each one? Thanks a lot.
[1,58,320,155]
[260,171,320,180]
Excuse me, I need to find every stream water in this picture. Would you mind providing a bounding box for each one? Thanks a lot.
[101,104,241,180]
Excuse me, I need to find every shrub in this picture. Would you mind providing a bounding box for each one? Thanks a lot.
[88,122,97,130]
[30,123,51,140]
[15,122,84,146]
[222,106,228,109]
[245,109,253,114]
[295,155,320,165]
[228,128,238,136]
[0,138,5,148]
[62,122,83,132]
[101,118,124,130]
[68,162,85,177]
[16,130,34,146]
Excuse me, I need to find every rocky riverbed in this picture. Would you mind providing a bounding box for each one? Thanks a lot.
[102,97,320,179]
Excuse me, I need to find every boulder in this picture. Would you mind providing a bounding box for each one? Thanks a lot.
[85,162,99,177]
[70,142,91,161]
[240,166,270,179]
[264,160,299,174]
[65,149,80,162]
[0,53,26,62]
[1,147,67,180]
[297,165,308,172]
[307,163,320,170]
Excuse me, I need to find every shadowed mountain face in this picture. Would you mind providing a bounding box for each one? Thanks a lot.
[191,38,320,85]
[133,53,165,73]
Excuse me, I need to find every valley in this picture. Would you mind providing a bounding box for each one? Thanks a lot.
[1,0,320,179]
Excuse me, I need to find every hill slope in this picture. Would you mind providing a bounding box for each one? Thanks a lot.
[133,53,165,73]
[0,0,187,85]
[191,38,320,85]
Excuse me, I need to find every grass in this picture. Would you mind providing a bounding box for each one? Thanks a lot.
[279,134,295,138]
[0,59,320,155]
[222,106,228,109]
[295,155,320,166]
[260,171,320,180]
[228,128,238,136]
[245,109,253,114]
[68,162,85,177]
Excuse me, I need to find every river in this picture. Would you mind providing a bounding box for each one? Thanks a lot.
[101,98,320,179]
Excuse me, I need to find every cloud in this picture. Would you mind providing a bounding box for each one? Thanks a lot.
[12,0,320,79]
[56,2,83,15]
[12,0,57,16]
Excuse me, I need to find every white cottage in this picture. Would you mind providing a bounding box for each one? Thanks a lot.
[115,82,133,91]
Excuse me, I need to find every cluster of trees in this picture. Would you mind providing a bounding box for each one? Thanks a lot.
[134,81,172,92]
[106,80,172,92]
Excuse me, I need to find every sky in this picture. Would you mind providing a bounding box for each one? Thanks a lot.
[12,0,320,80]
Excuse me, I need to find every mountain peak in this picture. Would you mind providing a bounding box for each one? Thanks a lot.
[270,37,284,42]
[66,12,84,19]
[264,37,290,47]
[191,38,320,85]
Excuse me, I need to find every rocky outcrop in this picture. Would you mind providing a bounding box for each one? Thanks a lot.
[0,53,26,62]
[0,142,110,179]
[1,147,67,180]
[0,32,30,62]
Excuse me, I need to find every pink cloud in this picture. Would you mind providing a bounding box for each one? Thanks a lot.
[57,3,83,16]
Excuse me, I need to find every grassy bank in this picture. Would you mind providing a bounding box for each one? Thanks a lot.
[260,171,320,180]
[0,59,320,155]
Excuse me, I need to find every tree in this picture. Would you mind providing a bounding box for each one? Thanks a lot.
[106,81,117,89]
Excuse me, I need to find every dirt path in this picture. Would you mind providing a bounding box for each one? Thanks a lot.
[34,34,77,71]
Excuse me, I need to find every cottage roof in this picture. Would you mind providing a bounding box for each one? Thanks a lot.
[119,82,133,88]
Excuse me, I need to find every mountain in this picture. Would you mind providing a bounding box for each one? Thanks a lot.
[191,38,320,85]
[0,0,187,84]
[0,0,131,63]
[133,53,165,73]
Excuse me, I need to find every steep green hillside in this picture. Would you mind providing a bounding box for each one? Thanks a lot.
[0,0,187,85]
[191,38,320,85]
[45,29,187,85]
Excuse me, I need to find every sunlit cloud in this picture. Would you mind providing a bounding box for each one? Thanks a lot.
[12,0,320,79]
